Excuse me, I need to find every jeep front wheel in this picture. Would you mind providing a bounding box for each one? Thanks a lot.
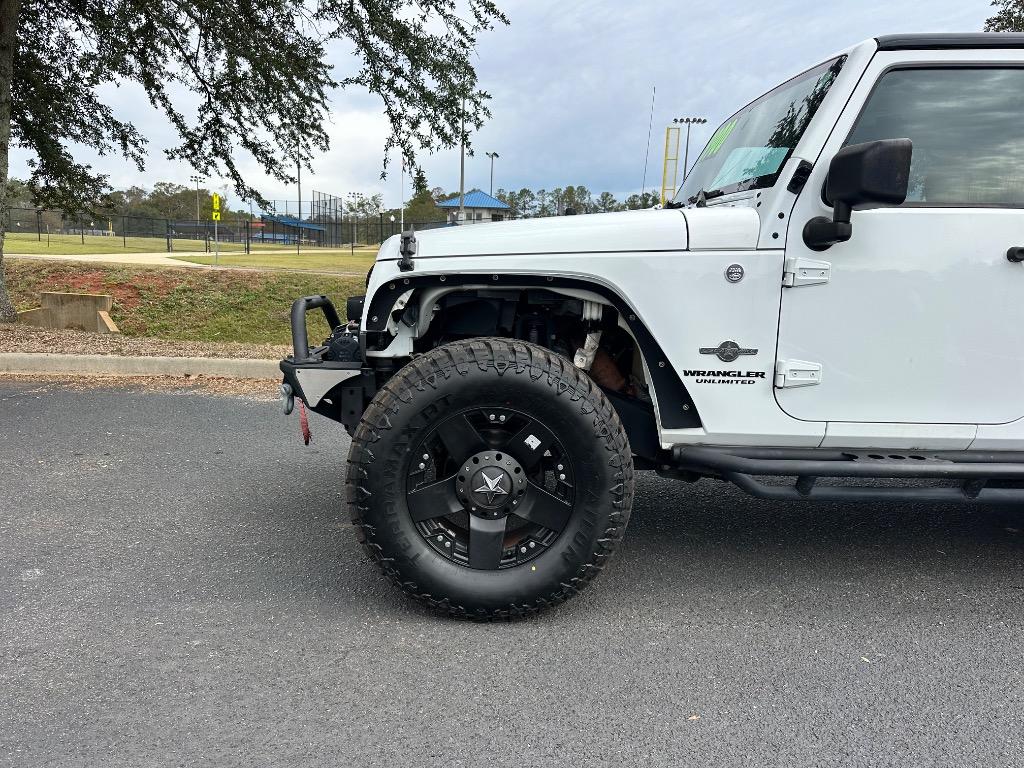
[346,338,634,619]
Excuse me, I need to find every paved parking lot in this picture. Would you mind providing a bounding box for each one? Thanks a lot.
[2,380,1024,767]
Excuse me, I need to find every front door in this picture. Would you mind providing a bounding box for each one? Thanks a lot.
[777,58,1024,425]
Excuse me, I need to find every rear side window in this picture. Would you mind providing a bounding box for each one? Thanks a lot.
[846,67,1024,206]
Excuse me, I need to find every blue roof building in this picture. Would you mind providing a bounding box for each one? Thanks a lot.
[436,189,511,223]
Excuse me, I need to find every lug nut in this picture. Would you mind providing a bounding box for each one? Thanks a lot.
[418,462,425,470]
[422,453,429,461]
[529,541,536,548]
[444,541,451,548]
[436,535,443,541]
[499,415,506,422]
[489,414,496,421]
[520,547,528,554]
[557,464,563,471]
[559,473,566,480]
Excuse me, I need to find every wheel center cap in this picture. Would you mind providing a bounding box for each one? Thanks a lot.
[470,467,510,508]
[457,451,525,516]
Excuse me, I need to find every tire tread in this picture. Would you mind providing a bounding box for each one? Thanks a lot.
[346,337,633,620]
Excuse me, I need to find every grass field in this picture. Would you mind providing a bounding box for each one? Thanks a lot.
[5,231,246,255]
[7,260,363,345]
[172,248,377,273]
[4,231,376,259]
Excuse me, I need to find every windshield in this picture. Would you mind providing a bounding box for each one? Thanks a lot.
[676,56,845,204]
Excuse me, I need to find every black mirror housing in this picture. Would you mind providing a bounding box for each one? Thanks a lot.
[804,138,913,251]
[826,138,912,208]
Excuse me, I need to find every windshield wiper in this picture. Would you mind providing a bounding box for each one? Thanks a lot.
[687,188,725,207]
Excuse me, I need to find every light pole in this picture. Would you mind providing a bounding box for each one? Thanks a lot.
[485,151,499,196]
[458,96,466,224]
[673,117,707,178]
[188,174,203,224]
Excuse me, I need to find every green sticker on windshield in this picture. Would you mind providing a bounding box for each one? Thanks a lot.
[701,119,736,159]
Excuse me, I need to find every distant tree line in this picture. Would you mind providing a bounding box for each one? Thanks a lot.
[7,172,664,225]
[492,187,660,218]
[4,177,243,221]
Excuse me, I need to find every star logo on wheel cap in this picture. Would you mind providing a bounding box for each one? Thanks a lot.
[474,470,509,505]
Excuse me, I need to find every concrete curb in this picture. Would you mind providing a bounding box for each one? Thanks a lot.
[0,353,280,379]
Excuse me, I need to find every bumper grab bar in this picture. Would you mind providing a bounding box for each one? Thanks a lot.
[290,295,342,363]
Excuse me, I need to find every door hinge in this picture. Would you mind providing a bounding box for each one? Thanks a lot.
[775,359,823,388]
[783,257,830,287]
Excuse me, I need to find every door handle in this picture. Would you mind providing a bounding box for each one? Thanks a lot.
[1008,247,1024,263]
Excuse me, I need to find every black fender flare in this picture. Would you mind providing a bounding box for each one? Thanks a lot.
[362,272,700,430]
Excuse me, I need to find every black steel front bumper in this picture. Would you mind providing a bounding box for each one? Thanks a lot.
[280,295,374,430]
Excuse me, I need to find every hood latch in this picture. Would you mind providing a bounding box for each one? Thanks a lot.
[399,229,417,272]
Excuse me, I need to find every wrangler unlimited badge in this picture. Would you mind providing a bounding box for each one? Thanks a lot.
[683,370,767,384]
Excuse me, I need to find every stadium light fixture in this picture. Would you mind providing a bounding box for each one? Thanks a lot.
[672,117,707,177]
[485,151,500,196]
[188,174,204,223]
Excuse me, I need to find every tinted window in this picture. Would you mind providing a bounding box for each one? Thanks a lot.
[847,68,1024,206]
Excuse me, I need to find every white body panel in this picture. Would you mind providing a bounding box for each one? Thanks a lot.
[370,236,824,449]
[684,208,760,250]
[971,417,1024,450]
[822,422,976,450]
[778,207,1024,425]
[412,209,688,256]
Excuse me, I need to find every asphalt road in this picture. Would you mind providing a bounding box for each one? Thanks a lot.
[3,381,1024,767]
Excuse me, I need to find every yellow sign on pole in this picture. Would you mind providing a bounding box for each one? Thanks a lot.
[211,192,221,265]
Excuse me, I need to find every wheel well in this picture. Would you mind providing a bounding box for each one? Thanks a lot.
[362,274,701,450]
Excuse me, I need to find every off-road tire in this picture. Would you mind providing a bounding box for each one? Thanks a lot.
[346,338,634,619]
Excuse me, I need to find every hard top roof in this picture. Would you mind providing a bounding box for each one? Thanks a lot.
[877,33,1024,50]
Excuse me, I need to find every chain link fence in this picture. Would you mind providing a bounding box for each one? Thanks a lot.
[3,206,452,254]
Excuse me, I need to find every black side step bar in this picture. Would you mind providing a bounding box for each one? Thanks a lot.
[672,446,1024,505]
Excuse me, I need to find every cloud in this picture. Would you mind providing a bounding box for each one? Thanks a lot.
[8,0,989,205]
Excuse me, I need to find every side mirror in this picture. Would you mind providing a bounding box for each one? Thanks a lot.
[803,138,912,251]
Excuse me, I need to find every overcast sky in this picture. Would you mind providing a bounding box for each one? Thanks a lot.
[9,0,990,206]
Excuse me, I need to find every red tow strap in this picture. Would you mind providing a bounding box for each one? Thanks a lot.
[298,400,312,445]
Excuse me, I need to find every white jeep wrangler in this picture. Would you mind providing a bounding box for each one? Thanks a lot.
[280,33,1024,618]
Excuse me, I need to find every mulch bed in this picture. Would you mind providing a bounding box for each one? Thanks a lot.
[0,323,289,360]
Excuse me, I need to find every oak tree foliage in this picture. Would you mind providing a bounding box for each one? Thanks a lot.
[985,0,1024,31]
[0,0,507,320]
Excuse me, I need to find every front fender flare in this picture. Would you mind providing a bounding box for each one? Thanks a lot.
[362,273,700,430]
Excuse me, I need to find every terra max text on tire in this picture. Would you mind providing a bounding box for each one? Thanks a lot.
[346,338,634,619]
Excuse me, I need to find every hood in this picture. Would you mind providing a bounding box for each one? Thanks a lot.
[388,207,759,260]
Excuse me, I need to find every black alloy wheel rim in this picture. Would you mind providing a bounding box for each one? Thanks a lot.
[405,407,576,570]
